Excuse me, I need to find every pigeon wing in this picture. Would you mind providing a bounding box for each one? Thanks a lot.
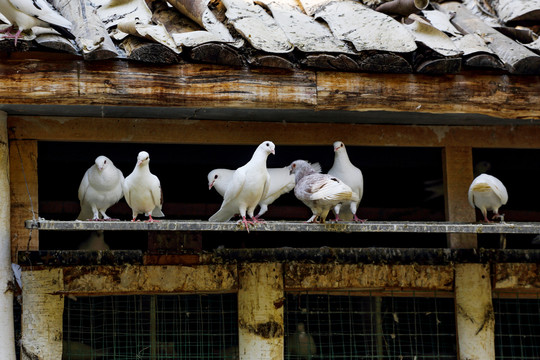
[209,168,247,222]
[309,175,352,202]
[489,177,508,205]
[150,176,164,217]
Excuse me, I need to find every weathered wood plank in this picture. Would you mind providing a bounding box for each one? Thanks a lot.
[20,269,64,360]
[316,71,540,119]
[60,265,237,294]
[9,140,38,262]
[238,263,284,360]
[0,62,316,109]
[455,264,495,360]
[9,117,540,147]
[285,263,454,290]
[443,147,476,248]
[494,263,540,290]
[1,60,540,118]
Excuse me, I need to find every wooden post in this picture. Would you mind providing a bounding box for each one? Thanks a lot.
[9,139,38,262]
[455,264,495,360]
[0,111,16,359]
[20,268,64,360]
[443,146,477,248]
[238,263,284,360]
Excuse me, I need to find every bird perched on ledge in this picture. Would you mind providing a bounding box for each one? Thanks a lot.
[209,141,275,232]
[208,163,321,219]
[0,0,74,45]
[290,159,358,223]
[328,141,364,222]
[468,173,508,222]
[77,155,124,221]
[123,151,164,222]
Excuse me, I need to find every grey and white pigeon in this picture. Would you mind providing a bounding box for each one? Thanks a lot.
[208,163,321,219]
[290,160,358,223]
[208,141,275,231]
[77,155,124,221]
[468,173,508,222]
[289,322,316,360]
[0,0,73,45]
[123,151,164,222]
[328,141,364,221]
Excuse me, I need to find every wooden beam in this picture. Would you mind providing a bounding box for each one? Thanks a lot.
[0,112,15,360]
[238,263,284,360]
[454,264,495,360]
[9,116,540,148]
[60,265,237,295]
[0,60,539,120]
[9,140,38,262]
[21,268,64,360]
[443,146,476,248]
[0,61,316,110]
[493,263,540,291]
[284,264,454,291]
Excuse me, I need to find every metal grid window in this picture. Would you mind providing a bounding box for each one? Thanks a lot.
[285,291,456,359]
[63,294,238,360]
[494,293,540,360]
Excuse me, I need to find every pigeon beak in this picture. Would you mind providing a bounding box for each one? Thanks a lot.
[334,146,340,151]
[137,160,143,166]
[209,181,215,190]
[271,149,275,155]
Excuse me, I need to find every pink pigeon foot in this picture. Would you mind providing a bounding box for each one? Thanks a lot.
[353,215,367,223]
[251,217,265,224]
[145,215,160,223]
[0,27,23,46]
[240,216,255,233]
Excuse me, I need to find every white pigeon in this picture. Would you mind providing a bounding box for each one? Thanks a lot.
[123,151,164,222]
[208,141,275,231]
[328,141,364,221]
[468,173,508,222]
[77,155,124,221]
[208,163,321,219]
[0,0,73,45]
[289,322,316,359]
[290,160,358,223]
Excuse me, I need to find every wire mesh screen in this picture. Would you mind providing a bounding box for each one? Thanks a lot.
[494,293,540,360]
[63,294,238,360]
[285,291,456,359]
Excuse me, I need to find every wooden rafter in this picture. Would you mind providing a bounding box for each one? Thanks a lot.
[0,60,540,121]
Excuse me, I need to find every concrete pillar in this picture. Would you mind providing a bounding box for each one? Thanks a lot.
[238,262,284,360]
[455,263,495,360]
[0,111,16,359]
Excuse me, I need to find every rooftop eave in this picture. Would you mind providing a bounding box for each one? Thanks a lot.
[1,59,540,124]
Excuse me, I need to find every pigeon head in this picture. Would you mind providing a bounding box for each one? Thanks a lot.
[94,156,110,172]
[289,160,316,180]
[208,170,220,190]
[296,322,306,333]
[333,141,345,152]
[260,141,275,155]
[136,151,150,167]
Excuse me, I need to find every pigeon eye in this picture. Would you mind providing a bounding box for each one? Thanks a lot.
[214,175,218,179]
[104,160,107,164]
